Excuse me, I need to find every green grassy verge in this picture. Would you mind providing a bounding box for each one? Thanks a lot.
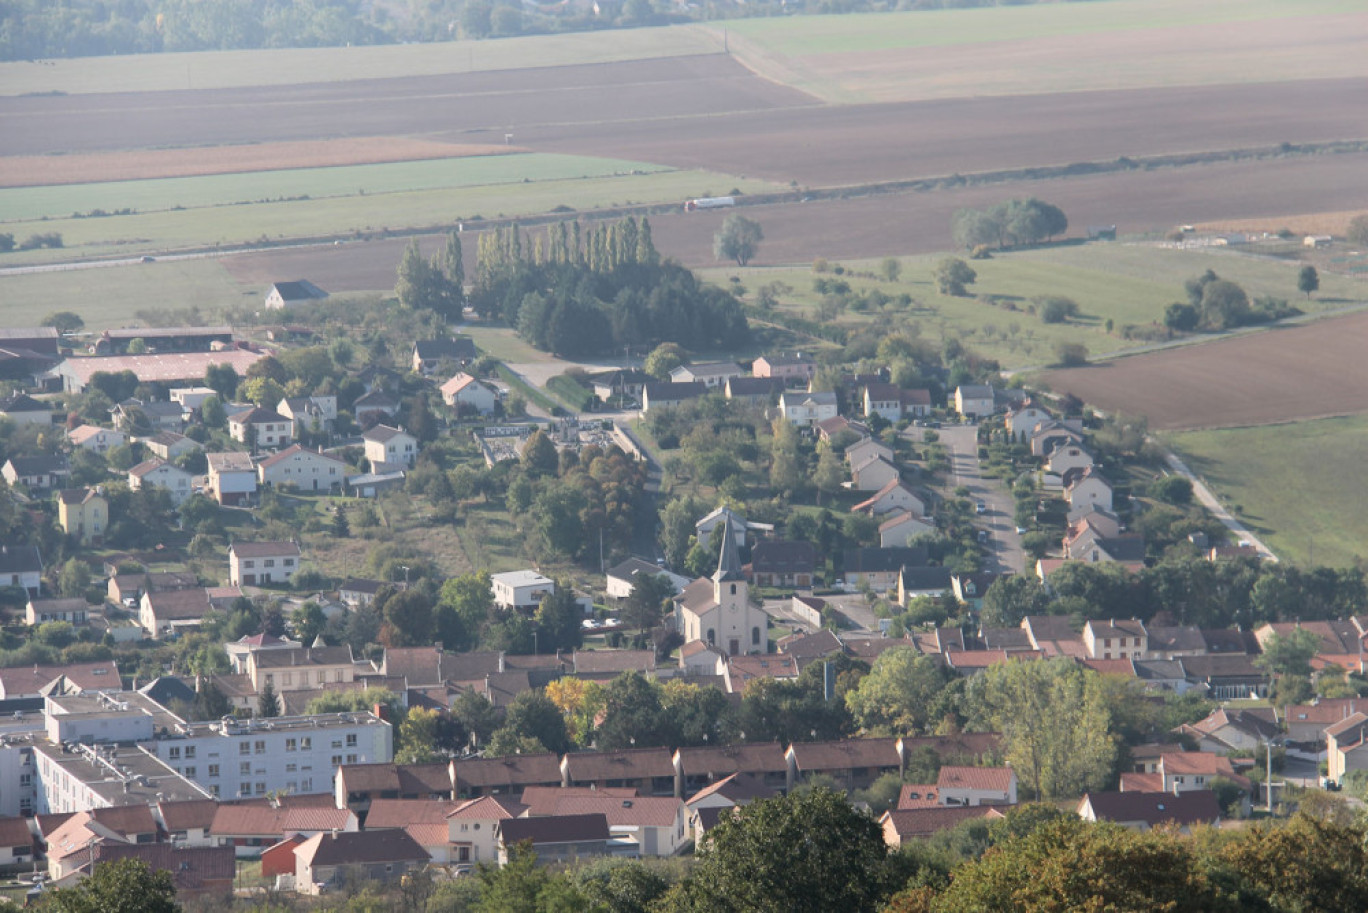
[496,364,561,414]
[547,374,597,412]
[1163,415,1368,567]
[1,168,781,264]
[699,243,1367,371]
[0,25,725,96]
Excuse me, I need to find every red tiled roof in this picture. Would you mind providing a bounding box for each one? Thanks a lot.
[895,785,940,809]
[1080,790,1220,828]
[549,796,683,828]
[364,799,459,829]
[937,766,1014,793]
[520,786,637,817]
[883,806,1005,838]
[280,807,353,834]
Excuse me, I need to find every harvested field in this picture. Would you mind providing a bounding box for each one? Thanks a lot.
[1196,211,1368,238]
[1036,309,1368,432]
[0,138,516,188]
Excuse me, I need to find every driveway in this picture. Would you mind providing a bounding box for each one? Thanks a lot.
[928,423,1026,575]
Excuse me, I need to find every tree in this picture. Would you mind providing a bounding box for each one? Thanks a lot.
[293,601,327,646]
[396,239,460,318]
[42,311,84,334]
[521,430,558,476]
[659,789,892,913]
[1164,301,1200,332]
[501,689,569,754]
[1348,214,1368,246]
[442,231,467,309]
[1254,627,1320,679]
[623,573,673,635]
[713,215,763,267]
[968,658,1115,800]
[934,258,976,296]
[814,446,843,505]
[1148,474,1193,505]
[37,857,181,913]
[257,680,281,718]
[382,587,435,646]
[980,575,1052,628]
[1036,295,1079,324]
[1053,342,1089,366]
[596,672,675,750]
[643,342,688,382]
[534,586,583,653]
[203,363,239,400]
[1220,812,1368,912]
[1298,264,1320,299]
[845,647,952,735]
[57,557,91,597]
[238,375,285,407]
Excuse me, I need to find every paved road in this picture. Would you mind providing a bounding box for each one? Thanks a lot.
[931,423,1026,575]
[1161,447,1278,562]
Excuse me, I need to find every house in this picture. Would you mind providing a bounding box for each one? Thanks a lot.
[257,444,345,492]
[880,806,1005,848]
[1177,656,1269,701]
[878,511,935,548]
[25,596,88,627]
[0,659,119,699]
[1174,707,1278,752]
[1281,699,1366,744]
[353,389,401,424]
[85,843,235,898]
[749,540,816,589]
[725,653,798,694]
[930,766,1016,806]
[695,506,749,549]
[55,351,265,395]
[444,795,521,865]
[540,795,688,857]
[1066,468,1114,512]
[678,639,726,676]
[335,762,455,816]
[1083,619,1148,660]
[1032,422,1087,457]
[451,754,564,799]
[853,479,929,517]
[228,407,293,450]
[685,774,774,837]
[139,587,215,637]
[224,632,302,673]
[897,566,954,603]
[496,814,611,866]
[229,541,302,587]
[0,393,51,426]
[295,830,428,895]
[641,382,705,414]
[785,738,905,793]
[264,280,329,310]
[170,386,218,412]
[112,398,187,432]
[674,743,791,797]
[845,436,893,468]
[347,470,406,498]
[339,578,386,609]
[851,454,903,494]
[1327,713,1368,785]
[817,416,870,443]
[724,376,786,404]
[670,362,742,389]
[1046,444,1095,477]
[1154,752,1249,793]
[3,455,68,490]
[674,516,769,657]
[777,627,844,666]
[362,425,418,472]
[206,452,257,506]
[843,546,928,591]
[779,390,838,427]
[412,338,477,375]
[247,645,356,692]
[67,424,125,454]
[605,558,689,600]
[572,650,657,681]
[752,353,816,385]
[144,430,200,462]
[440,373,497,415]
[1066,505,1124,539]
[862,384,932,422]
[589,369,652,404]
[277,395,338,434]
[1076,790,1220,832]
[1021,615,1086,657]
[127,458,194,505]
[951,572,997,608]
[954,384,995,419]
[57,487,107,545]
[1006,404,1053,439]
[491,570,554,612]
[363,798,462,863]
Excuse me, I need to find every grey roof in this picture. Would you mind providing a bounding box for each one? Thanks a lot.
[1147,626,1207,653]
[499,813,610,845]
[644,382,705,402]
[607,557,667,581]
[750,540,816,574]
[5,455,67,476]
[413,337,476,360]
[0,394,48,413]
[714,514,744,582]
[1082,790,1221,828]
[899,566,952,591]
[844,547,928,574]
[0,545,42,574]
[270,280,328,301]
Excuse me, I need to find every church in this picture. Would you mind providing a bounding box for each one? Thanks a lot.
[673,515,768,656]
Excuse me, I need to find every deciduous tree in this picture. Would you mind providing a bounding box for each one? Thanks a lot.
[713,215,763,267]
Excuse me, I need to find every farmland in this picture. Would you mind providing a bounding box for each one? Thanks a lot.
[1165,417,1368,567]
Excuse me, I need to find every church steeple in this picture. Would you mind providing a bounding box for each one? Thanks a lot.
[713,513,744,583]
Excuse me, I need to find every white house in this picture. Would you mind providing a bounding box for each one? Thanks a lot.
[779,391,838,427]
[228,407,293,450]
[362,425,418,472]
[0,394,50,427]
[606,558,690,601]
[127,458,194,505]
[1006,405,1052,439]
[851,455,901,492]
[490,570,555,612]
[229,541,302,587]
[67,425,125,454]
[440,373,498,415]
[277,396,338,435]
[669,362,742,389]
[879,511,935,548]
[845,437,892,469]
[954,385,995,419]
[937,766,1018,806]
[1066,469,1115,512]
[862,384,932,422]
[674,515,768,657]
[170,386,218,412]
[257,444,346,492]
[206,451,257,506]
[0,545,43,597]
[853,479,929,517]
[264,280,329,310]
[1046,444,1095,477]
[25,597,88,627]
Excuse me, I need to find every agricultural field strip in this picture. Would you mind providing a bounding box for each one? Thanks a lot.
[0,153,674,223]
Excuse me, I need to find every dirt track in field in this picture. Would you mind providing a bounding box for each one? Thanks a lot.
[1035,308,1368,431]
[0,138,518,187]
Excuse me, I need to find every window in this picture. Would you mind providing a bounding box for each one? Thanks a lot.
[184,747,195,759]
[331,755,343,766]
[331,740,343,749]
[208,765,219,778]
[317,671,326,684]
[19,774,31,787]
[239,743,251,756]
[751,626,760,646]
[286,738,297,752]
[255,782,266,795]
[301,737,311,750]
[345,734,357,747]
[265,559,275,568]
[184,766,196,778]
[284,558,294,567]
[168,747,181,760]
[282,673,292,686]
[240,762,251,777]
[286,763,297,773]
[301,778,312,791]
[346,754,358,764]
[254,740,266,754]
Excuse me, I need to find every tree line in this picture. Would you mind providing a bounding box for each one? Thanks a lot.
[468,218,748,357]
[951,197,1068,252]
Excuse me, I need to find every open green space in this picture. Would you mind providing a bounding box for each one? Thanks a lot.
[0,167,782,264]
[721,0,1358,55]
[1164,415,1368,568]
[0,24,724,96]
[0,153,671,223]
[699,242,1367,371]
[0,257,249,330]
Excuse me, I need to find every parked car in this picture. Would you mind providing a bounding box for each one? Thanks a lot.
[976,501,987,514]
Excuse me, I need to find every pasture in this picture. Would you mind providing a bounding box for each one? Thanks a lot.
[1165,417,1368,567]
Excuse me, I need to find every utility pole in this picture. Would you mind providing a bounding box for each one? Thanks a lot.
[1266,738,1273,813]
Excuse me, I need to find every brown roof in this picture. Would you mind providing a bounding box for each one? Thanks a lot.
[520,786,637,817]
[280,807,355,833]
[1119,772,1164,792]
[0,659,120,696]
[1080,658,1137,677]
[937,766,1014,793]
[1325,712,1368,740]
[1147,626,1207,653]
[90,805,158,838]
[454,754,563,791]
[364,799,461,829]
[447,795,523,821]
[257,444,344,469]
[895,785,940,809]
[1080,790,1221,828]
[686,773,775,807]
[549,796,683,828]
[727,654,799,693]
[788,738,903,772]
[572,650,657,675]
[0,816,32,849]
[563,747,675,782]
[298,829,429,867]
[676,742,790,778]
[499,813,610,845]
[230,540,301,559]
[158,799,218,834]
[252,645,353,669]
[144,588,211,620]
[93,843,235,893]
[883,806,1005,838]
[339,762,451,796]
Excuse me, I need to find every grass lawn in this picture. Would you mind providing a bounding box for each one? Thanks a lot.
[0,25,725,96]
[2,168,781,264]
[1163,415,1368,568]
[699,242,1368,371]
[0,257,250,330]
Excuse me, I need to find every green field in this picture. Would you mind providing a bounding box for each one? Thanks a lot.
[0,166,782,263]
[1165,416,1368,567]
[699,243,1368,371]
[0,25,724,96]
[721,0,1358,55]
